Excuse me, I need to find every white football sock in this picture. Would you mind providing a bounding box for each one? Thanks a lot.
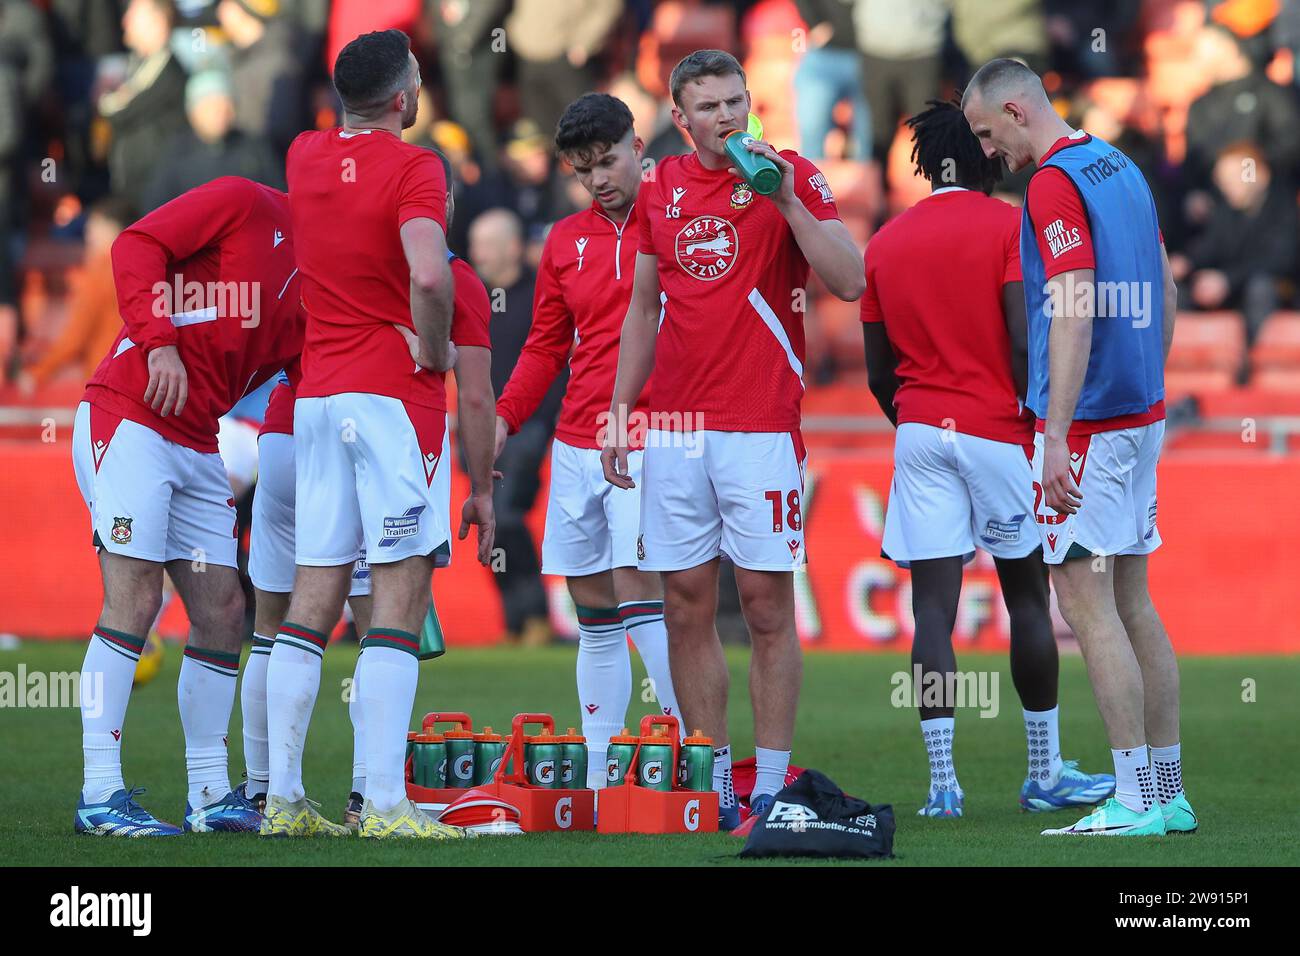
[587,744,610,790]
[265,622,327,803]
[575,605,630,778]
[1150,742,1183,804]
[1112,744,1155,812]
[178,644,239,808]
[619,601,682,730]
[240,633,273,796]
[753,746,791,800]
[920,716,961,794]
[357,633,420,813]
[1023,706,1064,788]
[348,652,365,796]
[713,744,736,809]
[80,626,144,803]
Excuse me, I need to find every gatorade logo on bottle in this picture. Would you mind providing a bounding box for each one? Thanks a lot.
[643,761,662,784]
[684,799,700,832]
[555,796,573,829]
[536,760,556,784]
[606,758,619,781]
[454,754,473,780]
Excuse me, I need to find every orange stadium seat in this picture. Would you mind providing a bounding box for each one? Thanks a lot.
[743,50,797,144]
[812,294,867,371]
[1164,368,1236,395]
[1252,367,1300,391]
[1167,311,1246,373]
[818,160,882,246]
[1164,430,1270,453]
[636,1,737,99]
[1197,387,1300,417]
[1252,312,1300,370]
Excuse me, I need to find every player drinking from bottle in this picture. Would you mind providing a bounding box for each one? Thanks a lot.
[963,59,1193,837]
[495,93,681,789]
[266,29,496,840]
[862,99,1114,818]
[602,50,865,828]
[71,177,305,836]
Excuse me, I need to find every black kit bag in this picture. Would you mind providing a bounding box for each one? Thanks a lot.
[739,769,895,860]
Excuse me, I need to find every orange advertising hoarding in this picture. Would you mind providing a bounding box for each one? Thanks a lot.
[1,438,1294,655]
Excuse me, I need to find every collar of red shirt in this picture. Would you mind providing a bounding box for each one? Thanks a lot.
[1038,129,1092,166]
[588,197,636,227]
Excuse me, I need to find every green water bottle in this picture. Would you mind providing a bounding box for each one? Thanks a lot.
[444,729,476,789]
[636,729,675,792]
[524,734,563,789]
[411,733,448,789]
[678,729,715,791]
[418,602,445,660]
[605,728,639,786]
[723,114,781,196]
[559,728,588,789]
[472,727,507,785]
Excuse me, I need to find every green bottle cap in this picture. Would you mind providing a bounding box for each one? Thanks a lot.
[747,112,764,139]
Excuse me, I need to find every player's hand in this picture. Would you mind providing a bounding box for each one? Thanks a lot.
[601,442,635,489]
[459,491,496,566]
[397,325,420,363]
[143,345,188,417]
[729,138,796,208]
[1042,435,1082,516]
[417,339,458,373]
[493,415,509,462]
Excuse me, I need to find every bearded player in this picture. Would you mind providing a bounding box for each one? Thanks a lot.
[964,59,1191,837]
[495,93,681,790]
[252,149,492,835]
[602,50,864,828]
[863,100,1114,818]
[71,177,305,836]
[265,30,496,840]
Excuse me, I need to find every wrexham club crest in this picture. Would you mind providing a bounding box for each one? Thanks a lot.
[730,180,754,209]
[110,516,132,544]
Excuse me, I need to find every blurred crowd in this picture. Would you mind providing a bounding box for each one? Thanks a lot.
[4,0,1300,393]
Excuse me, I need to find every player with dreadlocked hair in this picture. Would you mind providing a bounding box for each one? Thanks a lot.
[859,96,1115,819]
[905,98,1003,194]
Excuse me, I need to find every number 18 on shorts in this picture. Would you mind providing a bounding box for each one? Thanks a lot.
[637,429,807,573]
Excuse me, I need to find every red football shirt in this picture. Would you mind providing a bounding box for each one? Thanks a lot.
[260,256,492,437]
[636,150,840,432]
[1025,132,1165,436]
[84,177,305,453]
[286,127,451,409]
[496,200,650,450]
[861,188,1031,444]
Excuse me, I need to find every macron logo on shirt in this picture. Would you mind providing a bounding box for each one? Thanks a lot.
[1043,218,1082,259]
[273,230,285,248]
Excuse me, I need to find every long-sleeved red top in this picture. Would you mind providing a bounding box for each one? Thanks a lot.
[83,177,306,453]
[495,199,650,449]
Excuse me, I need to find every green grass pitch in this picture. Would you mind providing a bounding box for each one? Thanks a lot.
[3,642,1296,866]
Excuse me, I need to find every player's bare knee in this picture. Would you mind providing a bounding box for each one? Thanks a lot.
[99,559,164,635]
[188,581,245,652]
[100,589,162,639]
[612,567,662,604]
[741,595,794,645]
